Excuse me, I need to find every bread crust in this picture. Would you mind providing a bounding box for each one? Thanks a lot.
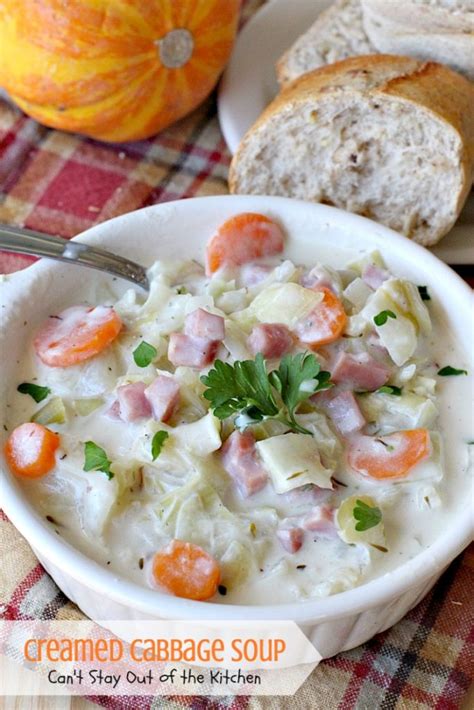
[362,0,474,80]
[276,0,474,86]
[229,55,474,245]
[276,0,371,87]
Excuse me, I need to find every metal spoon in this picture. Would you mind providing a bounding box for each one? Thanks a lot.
[0,223,150,290]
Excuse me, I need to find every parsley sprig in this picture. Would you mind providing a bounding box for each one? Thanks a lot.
[201,352,332,435]
[133,341,157,367]
[83,441,114,480]
[17,382,51,403]
[353,499,382,531]
[373,310,397,326]
[437,366,467,377]
[151,431,169,460]
[376,385,402,396]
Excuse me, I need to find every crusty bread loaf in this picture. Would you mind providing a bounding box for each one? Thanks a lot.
[230,55,474,247]
[277,0,474,86]
[362,0,474,81]
[277,0,375,87]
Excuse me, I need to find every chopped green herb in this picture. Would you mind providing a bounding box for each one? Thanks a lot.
[376,385,402,396]
[269,352,332,433]
[201,352,332,435]
[17,382,51,403]
[83,441,114,479]
[133,341,157,368]
[353,499,382,532]
[151,430,169,460]
[417,285,431,301]
[437,366,468,377]
[373,310,397,326]
[175,285,188,295]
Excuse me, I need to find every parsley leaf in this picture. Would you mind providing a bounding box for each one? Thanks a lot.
[83,441,114,479]
[437,366,468,377]
[17,382,51,403]
[373,310,397,326]
[202,354,279,422]
[133,341,157,368]
[353,499,382,531]
[417,285,431,301]
[270,352,332,434]
[202,352,332,434]
[376,385,402,396]
[151,430,169,460]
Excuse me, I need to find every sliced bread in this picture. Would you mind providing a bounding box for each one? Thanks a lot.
[276,0,375,87]
[229,55,474,246]
[362,0,474,81]
[277,0,474,86]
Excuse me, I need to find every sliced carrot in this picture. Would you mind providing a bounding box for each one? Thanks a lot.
[4,422,60,479]
[34,305,122,367]
[152,539,220,601]
[206,212,285,275]
[348,429,430,480]
[295,287,347,347]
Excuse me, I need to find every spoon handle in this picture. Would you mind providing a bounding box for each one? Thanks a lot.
[0,224,149,290]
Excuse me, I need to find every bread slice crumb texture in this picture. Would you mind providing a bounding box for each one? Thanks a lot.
[230,56,474,246]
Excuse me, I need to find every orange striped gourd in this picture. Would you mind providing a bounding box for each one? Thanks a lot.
[0,0,240,142]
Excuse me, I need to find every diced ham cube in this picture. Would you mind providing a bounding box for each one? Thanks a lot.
[300,267,333,291]
[116,382,152,422]
[323,390,366,436]
[366,332,389,356]
[362,264,390,290]
[247,323,293,359]
[105,399,121,420]
[144,375,180,422]
[221,430,268,497]
[277,525,304,553]
[331,352,390,391]
[184,308,225,341]
[168,333,218,368]
[303,505,338,538]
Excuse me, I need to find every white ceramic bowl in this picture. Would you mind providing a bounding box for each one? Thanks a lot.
[1,196,472,658]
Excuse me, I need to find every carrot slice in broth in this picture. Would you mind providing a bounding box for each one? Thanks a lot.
[152,540,220,601]
[5,422,60,478]
[206,212,284,275]
[34,305,122,367]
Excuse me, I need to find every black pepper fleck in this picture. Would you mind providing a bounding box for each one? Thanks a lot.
[218,585,227,596]
[139,558,144,570]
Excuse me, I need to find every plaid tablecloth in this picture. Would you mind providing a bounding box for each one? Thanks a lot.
[1,1,473,707]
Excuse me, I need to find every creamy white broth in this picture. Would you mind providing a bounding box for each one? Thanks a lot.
[6,247,473,605]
